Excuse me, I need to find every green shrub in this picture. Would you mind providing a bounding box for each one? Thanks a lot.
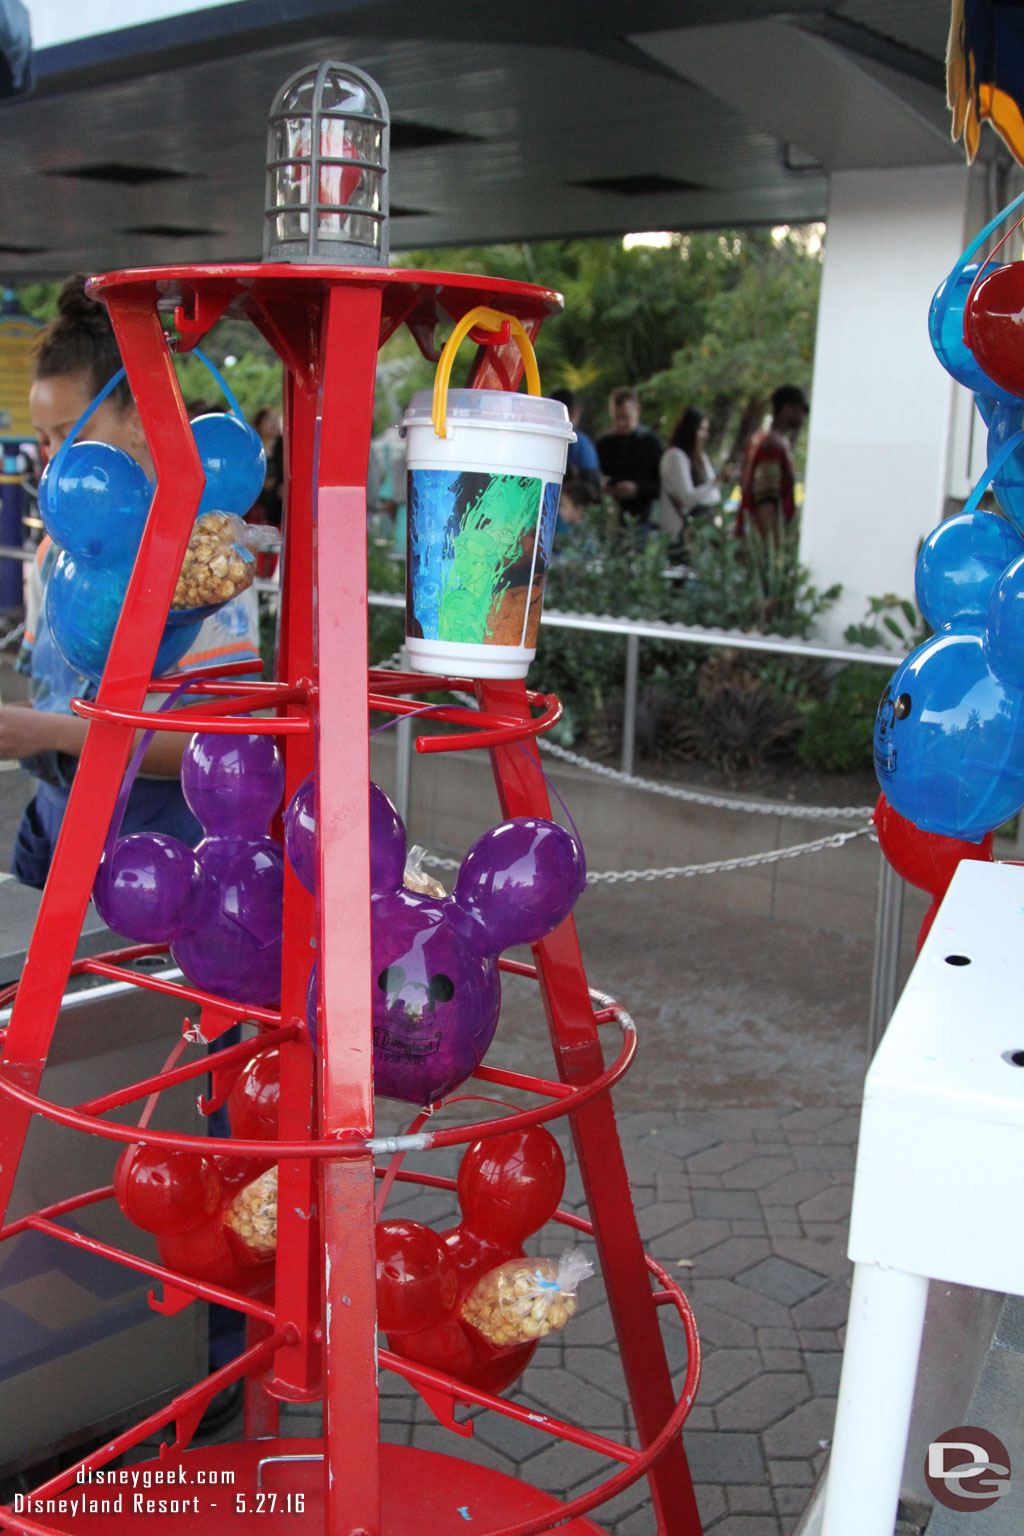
[843,592,927,652]
[682,519,841,637]
[796,663,886,773]
[369,505,847,772]
[367,541,404,666]
[533,512,841,758]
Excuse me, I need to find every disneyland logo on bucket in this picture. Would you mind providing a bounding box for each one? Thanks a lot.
[925,1426,1011,1512]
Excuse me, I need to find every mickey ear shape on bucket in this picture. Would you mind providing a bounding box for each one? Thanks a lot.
[369,782,408,894]
[185,346,266,516]
[915,510,1024,632]
[283,778,409,897]
[283,774,317,893]
[191,412,266,517]
[93,831,200,943]
[986,553,1024,688]
[39,440,151,560]
[37,364,153,560]
[928,261,1018,400]
[966,263,1024,401]
[451,818,586,954]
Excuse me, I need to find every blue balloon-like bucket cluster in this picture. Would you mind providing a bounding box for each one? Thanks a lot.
[38,363,266,685]
[874,188,1024,840]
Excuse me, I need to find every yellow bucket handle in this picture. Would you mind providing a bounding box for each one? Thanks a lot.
[432,306,542,439]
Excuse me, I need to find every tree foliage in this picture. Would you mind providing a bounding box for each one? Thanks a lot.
[643,227,821,459]
[398,228,821,459]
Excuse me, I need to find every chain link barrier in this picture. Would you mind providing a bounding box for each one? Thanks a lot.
[369,668,879,885]
[536,736,876,822]
[582,825,874,884]
[420,824,875,887]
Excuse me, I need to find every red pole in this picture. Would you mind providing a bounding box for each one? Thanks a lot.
[314,281,384,1535]
[0,291,201,1228]
[261,317,320,1416]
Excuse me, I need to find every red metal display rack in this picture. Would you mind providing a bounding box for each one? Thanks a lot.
[0,267,703,1535]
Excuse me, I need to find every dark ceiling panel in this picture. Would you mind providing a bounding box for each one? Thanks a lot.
[390,122,480,152]
[47,163,192,186]
[121,224,220,239]
[0,0,960,278]
[574,174,707,198]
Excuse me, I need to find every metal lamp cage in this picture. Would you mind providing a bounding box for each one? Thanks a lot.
[264,60,390,265]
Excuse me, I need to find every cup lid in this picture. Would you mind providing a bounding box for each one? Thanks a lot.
[403,388,574,438]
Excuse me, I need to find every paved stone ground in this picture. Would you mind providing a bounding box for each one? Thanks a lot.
[373,1105,856,1536]
[180,1097,857,1535]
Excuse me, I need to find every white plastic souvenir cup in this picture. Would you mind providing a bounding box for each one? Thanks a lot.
[401,307,574,680]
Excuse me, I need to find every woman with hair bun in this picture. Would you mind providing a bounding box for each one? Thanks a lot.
[658,407,721,549]
[0,275,261,889]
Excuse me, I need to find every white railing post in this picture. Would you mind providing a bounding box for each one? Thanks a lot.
[621,632,639,777]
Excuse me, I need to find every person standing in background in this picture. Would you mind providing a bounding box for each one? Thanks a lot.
[596,387,664,538]
[659,407,721,552]
[247,404,283,577]
[550,387,601,493]
[736,384,808,541]
[250,405,284,529]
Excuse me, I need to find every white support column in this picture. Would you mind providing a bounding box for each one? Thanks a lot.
[820,1262,930,1536]
[801,164,992,645]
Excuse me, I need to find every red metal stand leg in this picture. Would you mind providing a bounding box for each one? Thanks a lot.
[480,678,704,1536]
[265,334,321,1408]
[0,295,204,1230]
[315,283,383,1533]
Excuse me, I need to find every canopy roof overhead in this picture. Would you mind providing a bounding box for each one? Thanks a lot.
[2,0,967,277]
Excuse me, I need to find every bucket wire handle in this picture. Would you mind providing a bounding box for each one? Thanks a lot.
[47,343,247,498]
[432,305,541,439]
[47,366,130,503]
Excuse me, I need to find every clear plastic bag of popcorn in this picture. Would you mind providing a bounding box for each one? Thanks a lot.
[173,513,279,609]
[461,1249,594,1347]
[223,1165,278,1261]
[404,845,446,898]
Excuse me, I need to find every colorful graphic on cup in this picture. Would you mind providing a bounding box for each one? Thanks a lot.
[407,469,560,673]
